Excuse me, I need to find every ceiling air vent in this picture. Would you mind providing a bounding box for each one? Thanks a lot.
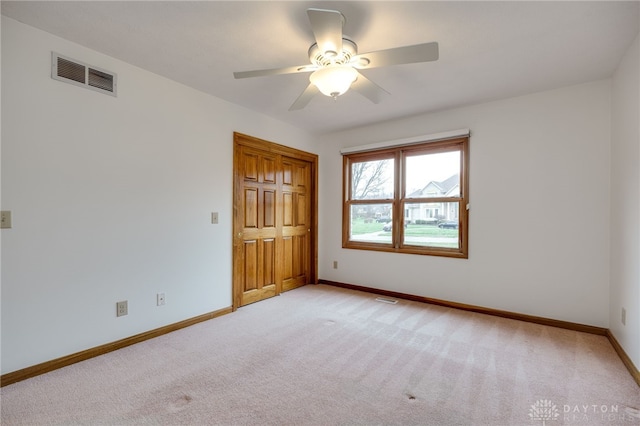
[52,52,117,97]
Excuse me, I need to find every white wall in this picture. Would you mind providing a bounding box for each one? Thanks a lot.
[317,80,612,328]
[610,33,640,369]
[0,17,315,374]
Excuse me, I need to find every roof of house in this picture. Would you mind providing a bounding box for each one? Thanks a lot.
[432,174,460,195]
[409,174,459,197]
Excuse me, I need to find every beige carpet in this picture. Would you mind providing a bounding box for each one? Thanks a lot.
[1,284,639,425]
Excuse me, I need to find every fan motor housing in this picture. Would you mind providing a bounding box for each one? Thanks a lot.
[309,38,357,67]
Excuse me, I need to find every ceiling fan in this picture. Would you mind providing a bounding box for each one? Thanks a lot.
[233,8,439,111]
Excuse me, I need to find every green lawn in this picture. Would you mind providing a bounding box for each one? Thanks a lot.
[351,220,388,234]
[351,219,458,237]
[404,226,458,237]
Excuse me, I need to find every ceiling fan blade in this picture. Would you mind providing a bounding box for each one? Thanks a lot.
[307,8,344,56]
[289,84,319,111]
[351,72,389,104]
[234,64,316,79]
[352,42,439,69]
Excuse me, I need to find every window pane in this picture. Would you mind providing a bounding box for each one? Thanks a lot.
[349,204,393,243]
[406,151,460,198]
[351,159,394,200]
[403,202,460,249]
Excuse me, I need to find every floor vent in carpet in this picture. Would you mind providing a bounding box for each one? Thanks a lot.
[375,297,398,304]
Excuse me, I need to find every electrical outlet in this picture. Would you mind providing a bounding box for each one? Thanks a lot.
[333,261,338,269]
[116,300,128,317]
[621,307,626,326]
[1,211,12,229]
[157,293,166,306]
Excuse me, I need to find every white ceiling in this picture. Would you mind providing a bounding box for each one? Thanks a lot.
[2,1,638,134]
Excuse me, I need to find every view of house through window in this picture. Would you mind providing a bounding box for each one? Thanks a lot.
[343,136,469,258]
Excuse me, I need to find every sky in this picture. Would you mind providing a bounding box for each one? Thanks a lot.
[406,151,460,193]
[361,150,460,196]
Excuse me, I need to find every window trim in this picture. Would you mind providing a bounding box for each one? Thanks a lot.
[342,136,469,258]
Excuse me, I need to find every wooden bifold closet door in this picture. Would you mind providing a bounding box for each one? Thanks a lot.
[233,133,317,309]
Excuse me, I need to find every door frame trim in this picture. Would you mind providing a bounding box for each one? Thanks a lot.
[232,132,318,311]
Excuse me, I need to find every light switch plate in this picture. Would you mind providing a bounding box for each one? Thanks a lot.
[211,212,219,224]
[1,211,12,229]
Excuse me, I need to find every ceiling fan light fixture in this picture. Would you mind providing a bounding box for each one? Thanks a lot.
[233,9,439,111]
[309,65,358,99]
